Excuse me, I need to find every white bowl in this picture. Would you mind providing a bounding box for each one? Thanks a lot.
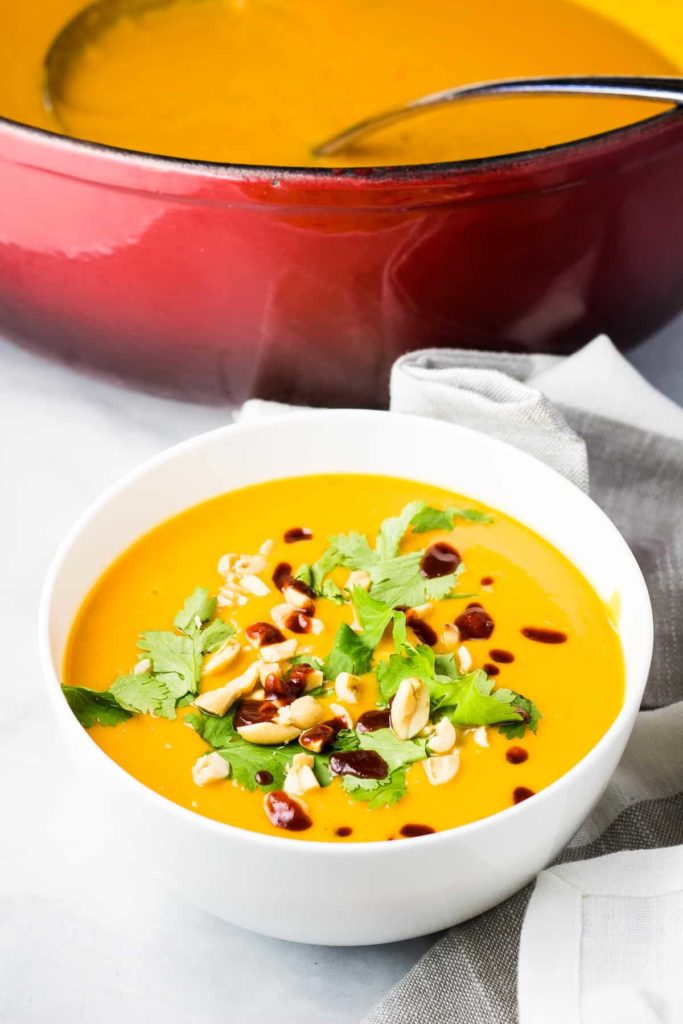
[39,410,653,945]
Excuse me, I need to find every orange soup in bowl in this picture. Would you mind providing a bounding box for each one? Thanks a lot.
[62,473,624,842]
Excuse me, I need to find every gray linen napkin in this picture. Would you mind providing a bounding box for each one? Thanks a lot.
[356,346,683,1024]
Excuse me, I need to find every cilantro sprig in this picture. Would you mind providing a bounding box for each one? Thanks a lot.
[61,686,132,728]
[498,695,542,738]
[411,505,493,532]
[295,500,485,607]
[376,638,540,737]
[370,551,462,608]
[188,705,363,793]
[63,587,234,728]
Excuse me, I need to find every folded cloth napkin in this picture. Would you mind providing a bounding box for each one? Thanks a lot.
[244,335,683,1024]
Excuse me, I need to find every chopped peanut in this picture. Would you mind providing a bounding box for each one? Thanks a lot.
[335,672,361,704]
[423,752,460,785]
[283,752,320,797]
[390,676,429,739]
[192,751,230,786]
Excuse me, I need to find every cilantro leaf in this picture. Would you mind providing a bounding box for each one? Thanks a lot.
[331,728,361,752]
[440,671,523,727]
[392,610,407,648]
[324,589,401,678]
[321,579,348,604]
[352,588,396,647]
[325,624,374,678]
[138,630,200,698]
[187,708,238,748]
[293,563,314,588]
[433,652,459,679]
[376,643,440,703]
[311,754,333,787]
[498,695,542,739]
[370,551,460,608]
[109,672,176,719]
[343,767,409,808]
[173,586,234,655]
[329,531,377,570]
[173,587,217,632]
[358,728,427,772]
[215,743,293,792]
[297,533,374,596]
[199,618,235,654]
[61,685,132,728]
[298,530,378,597]
[375,501,426,561]
[296,544,344,593]
[411,505,493,533]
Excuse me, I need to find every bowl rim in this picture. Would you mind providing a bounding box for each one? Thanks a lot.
[39,408,654,856]
[2,102,681,184]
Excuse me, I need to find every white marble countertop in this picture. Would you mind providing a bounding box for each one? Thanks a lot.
[0,324,680,1024]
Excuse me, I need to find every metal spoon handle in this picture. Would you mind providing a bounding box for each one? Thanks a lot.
[313,75,683,158]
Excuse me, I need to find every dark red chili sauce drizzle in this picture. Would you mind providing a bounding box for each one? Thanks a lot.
[233,699,283,728]
[272,561,293,590]
[356,709,391,733]
[335,826,353,838]
[521,627,568,644]
[264,670,305,701]
[513,786,535,804]
[454,603,495,640]
[483,663,500,676]
[420,542,461,579]
[264,791,312,831]
[289,663,318,688]
[506,747,529,765]
[480,576,494,586]
[299,723,336,753]
[255,770,274,786]
[284,610,313,634]
[285,577,316,600]
[245,621,286,646]
[489,648,515,664]
[407,612,438,647]
[325,715,350,736]
[284,527,313,544]
[329,750,388,780]
[400,824,435,838]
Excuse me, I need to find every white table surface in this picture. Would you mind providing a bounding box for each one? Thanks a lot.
[0,323,680,1024]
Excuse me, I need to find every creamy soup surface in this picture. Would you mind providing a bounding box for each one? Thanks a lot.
[0,0,679,165]
[63,474,624,842]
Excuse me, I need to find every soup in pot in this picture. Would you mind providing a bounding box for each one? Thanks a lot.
[0,0,679,164]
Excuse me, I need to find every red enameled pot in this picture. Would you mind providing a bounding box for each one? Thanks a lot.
[0,109,682,406]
